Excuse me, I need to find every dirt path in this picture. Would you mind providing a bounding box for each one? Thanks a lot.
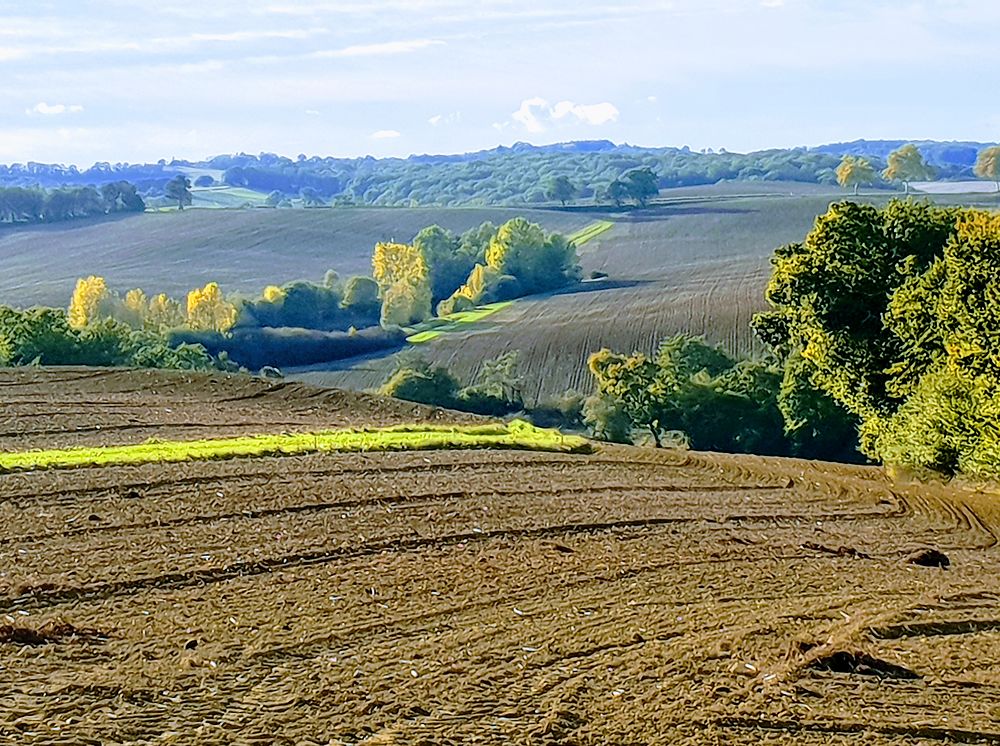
[1,370,999,744]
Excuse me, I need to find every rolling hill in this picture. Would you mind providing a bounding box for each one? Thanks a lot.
[0,207,592,308]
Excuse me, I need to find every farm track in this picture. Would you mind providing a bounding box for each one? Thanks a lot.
[3,370,1000,744]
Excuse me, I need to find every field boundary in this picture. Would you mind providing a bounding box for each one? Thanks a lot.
[0,420,592,472]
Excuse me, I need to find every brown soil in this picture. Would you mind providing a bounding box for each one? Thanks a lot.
[2,369,1000,744]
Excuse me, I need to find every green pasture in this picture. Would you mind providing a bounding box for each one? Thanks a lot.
[190,186,270,208]
[0,420,592,472]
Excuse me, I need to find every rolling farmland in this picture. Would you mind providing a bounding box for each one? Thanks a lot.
[294,194,844,401]
[3,369,1000,744]
[0,207,593,308]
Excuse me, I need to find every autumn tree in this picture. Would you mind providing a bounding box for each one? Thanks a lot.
[186,282,237,332]
[974,145,1000,192]
[68,276,112,329]
[882,144,933,194]
[835,155,877,195]
[372,242,432,326]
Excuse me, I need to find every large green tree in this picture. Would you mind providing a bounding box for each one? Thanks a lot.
[752,200,1000,477]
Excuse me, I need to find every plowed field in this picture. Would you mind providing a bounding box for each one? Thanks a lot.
[3,369,1000,744]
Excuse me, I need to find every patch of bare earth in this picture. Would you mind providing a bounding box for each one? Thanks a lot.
[2,369,1000,744]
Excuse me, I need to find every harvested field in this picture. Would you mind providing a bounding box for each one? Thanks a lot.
[2,369,1000,744]
[0,207,592,308]
[293,195,837,401]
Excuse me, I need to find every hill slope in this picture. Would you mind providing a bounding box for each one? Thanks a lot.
[0,207,592,308]
[0,369,997,744]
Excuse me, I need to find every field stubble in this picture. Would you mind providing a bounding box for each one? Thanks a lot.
[2,370,1000,744]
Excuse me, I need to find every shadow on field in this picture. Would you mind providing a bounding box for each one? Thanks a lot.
[545,279,652,298]
[619,205,755,221]
[0,211,142,235]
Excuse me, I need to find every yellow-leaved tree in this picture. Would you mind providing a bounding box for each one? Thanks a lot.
[148,293,185,329]
[882,144,933,194]
[186,282,237,332]
[68,275,111,329]
[974,146,1000,192]
[372,242,432,326]
[263,285,286,303]
[835,155,877,195]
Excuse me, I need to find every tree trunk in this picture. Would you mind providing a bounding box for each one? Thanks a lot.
[904,181,909,195]
[649,424,661,448]
[853,183,859,196]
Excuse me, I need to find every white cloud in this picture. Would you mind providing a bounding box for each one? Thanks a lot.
[371,129,401,139]
[551,100,619,126]
[511,97,619,133]
[26,102,84,116]
[512,97,550,133]
[428,111,460,126]
[314,39,443,58]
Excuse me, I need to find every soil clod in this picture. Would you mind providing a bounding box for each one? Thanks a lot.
[908,548,950,568]
[808,650,920,679]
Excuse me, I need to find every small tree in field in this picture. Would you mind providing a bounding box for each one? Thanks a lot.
[882,144,933,194]
[546,175,576,206]
[165,175,193,210]
[974,145,1000,192]
[836,155,877,195]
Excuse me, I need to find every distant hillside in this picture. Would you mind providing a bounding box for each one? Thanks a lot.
[0,206,591,308]
[2,139,996,207]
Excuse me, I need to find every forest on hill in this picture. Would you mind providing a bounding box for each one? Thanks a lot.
[1,139,996,208]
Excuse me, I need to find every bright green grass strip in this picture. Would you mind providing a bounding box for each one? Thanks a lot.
[568,220,614,246]
[0,420,591,472]
[406,301,514,343]
[406,330,443,343]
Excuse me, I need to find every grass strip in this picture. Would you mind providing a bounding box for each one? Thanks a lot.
[0,420,592,472]
[568,220,614,246]
[406,301,513,343]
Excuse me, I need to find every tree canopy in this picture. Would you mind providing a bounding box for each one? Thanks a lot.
[882,145,934,193]
[974,145,1000,192]
[835,155,877,194]
[754,199,1000,477]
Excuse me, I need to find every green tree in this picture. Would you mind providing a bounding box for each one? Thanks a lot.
[413,225,475,303]
[623,167,658,207]
[484,218,580,294]
[974,145,1000,192]
[882,144,933,194]
[835,155,877,195]
[378,356,459,407]
[165,175,193,210]
[546,175,577,206]
[582,394,632,443]
[588,348,668,446]
[605,180,629,207]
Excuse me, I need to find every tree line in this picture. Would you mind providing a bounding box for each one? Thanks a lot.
[0,182,145,225]
[836,144,1000,194]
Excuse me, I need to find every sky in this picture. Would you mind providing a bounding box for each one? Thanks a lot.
[1,0,998,166]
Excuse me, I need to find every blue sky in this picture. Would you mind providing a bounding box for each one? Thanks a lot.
[1,0,997,165]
